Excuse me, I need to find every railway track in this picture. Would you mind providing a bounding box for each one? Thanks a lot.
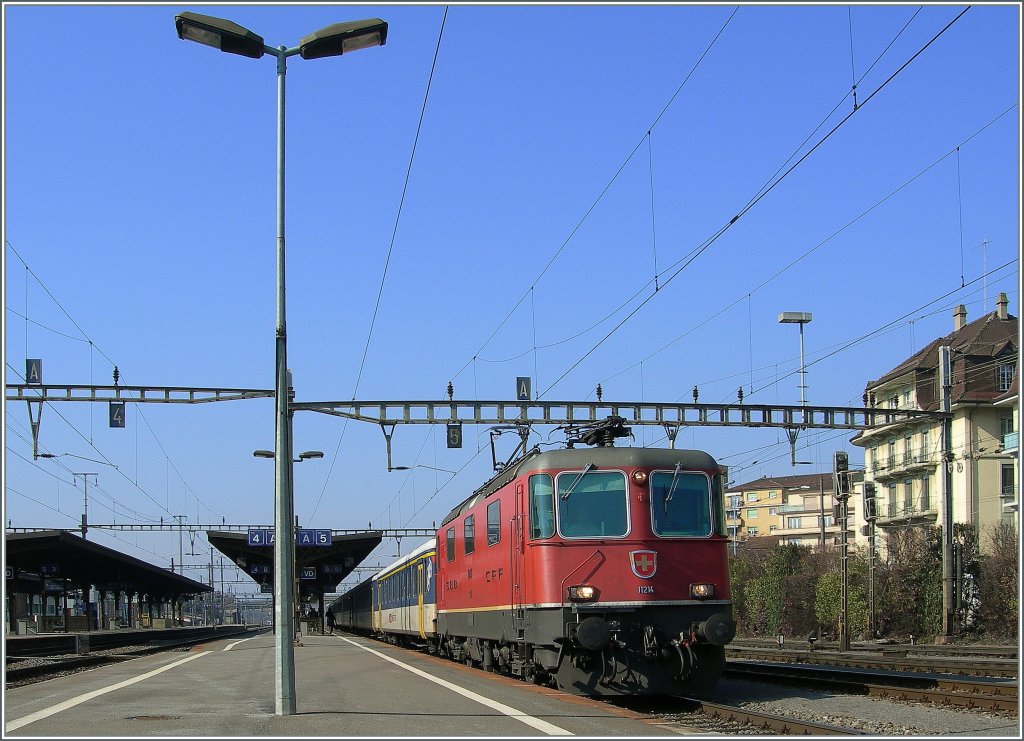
[726,644,1018,678]
[725,660,1019,713]
[682,696,867,735]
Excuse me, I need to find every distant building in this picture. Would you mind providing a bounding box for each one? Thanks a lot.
[851,294,1018,546]
[725,472,853,550]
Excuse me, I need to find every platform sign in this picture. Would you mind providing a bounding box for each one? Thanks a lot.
[247,528,274,546]
[260,584,273,594]
[295,529,316,547]
[322,564,344,575]
[300,567,316,580]
[516,376,531,401]
[5,566,13,580]
[109,402,125,428]
[40,564,59,576]
[26,359,42,385]
[315,529,332,546]
[447,422,462,449]
[250,564,270,576]
[43,578,63,592]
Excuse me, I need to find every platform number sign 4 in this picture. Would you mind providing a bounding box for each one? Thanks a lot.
[109,402,126,428]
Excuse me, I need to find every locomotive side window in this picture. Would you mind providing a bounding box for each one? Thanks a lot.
[486,500,501,546]
[529,474,555,539]
[445,527,456,562]
[464,515,476,554]
[650,471,712,537]
[557,470,628,538]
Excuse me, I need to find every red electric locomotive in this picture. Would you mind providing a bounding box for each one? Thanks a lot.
[434,417,735,696]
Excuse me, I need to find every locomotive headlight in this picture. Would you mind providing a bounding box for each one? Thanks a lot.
[690,583,715,599]
[568,585,597,602]
[631,470,648,486]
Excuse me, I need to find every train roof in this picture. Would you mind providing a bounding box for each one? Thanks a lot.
[441,446,720,526]
[372,538,435,582]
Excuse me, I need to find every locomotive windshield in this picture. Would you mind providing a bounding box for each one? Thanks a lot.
[557,470,628,537]
[650,470,713,536]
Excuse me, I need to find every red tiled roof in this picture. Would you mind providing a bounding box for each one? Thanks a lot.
[727,472,833,493]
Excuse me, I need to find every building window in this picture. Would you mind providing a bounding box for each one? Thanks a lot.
[903,434,913,464]
[464,515,475,555]
[746,527,759,536]
[728,526,740,538]
[768,507,778,516]
[487,500,501,546]
[887,484,897,517]
[889,395,899,409]
[888,440,896,469]
[787,517,801,529]
[821,515,835,527]
[769,525,778,532]
[1002,464,1016,498]
[745,492,758,502]
[903,388,912,406]
[998,362,1015,391]
[729,495,742,509]
[746,509,758,519]
[921,475,930,511]
[903,480,913,512]
[1000,415,1016,438]
[726,509,741,520]
[921,429,929,458]
[769,490,778,499]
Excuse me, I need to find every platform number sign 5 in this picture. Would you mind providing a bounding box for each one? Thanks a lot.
[447,423,462,449]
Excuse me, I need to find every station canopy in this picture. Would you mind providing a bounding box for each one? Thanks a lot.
[206,530,383,593]
[5,530,212,599]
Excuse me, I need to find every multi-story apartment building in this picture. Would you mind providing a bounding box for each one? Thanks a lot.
[725,472,850,549]
[851,294,1018,546]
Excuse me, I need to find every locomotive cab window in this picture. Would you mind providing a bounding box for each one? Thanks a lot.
[445,527,456,562]
[486,500,501,546]
[651,470,713,537]
[464,515,475,554]
[529,474,555,539]
[557,470,627,538]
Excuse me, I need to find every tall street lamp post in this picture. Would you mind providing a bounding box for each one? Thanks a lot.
[174,11,387,716]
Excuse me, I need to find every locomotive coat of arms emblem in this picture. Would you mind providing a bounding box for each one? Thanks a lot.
[629,550,657,579]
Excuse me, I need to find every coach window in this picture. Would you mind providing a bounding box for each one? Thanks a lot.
[464,515,476,554]
[651,471,713,537]
[529,474,555,539]
[445,527,456,562]
[557,470,628,538]
[487,500,501,546]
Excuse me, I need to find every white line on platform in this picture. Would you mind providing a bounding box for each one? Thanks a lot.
[340,637,573,736]
[4,651,211,733]
[223,635,259,651]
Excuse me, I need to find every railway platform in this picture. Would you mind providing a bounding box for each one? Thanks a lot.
[4,630,691,736]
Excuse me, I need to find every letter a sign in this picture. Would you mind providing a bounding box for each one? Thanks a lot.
[516,376,531,401]
[26,359,42,385]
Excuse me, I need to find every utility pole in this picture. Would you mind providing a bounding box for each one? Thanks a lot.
[833,451,851,651]
[939,346,955,640]
[71,473,98,539]
[818,475,826,551]
[173,515,186,574]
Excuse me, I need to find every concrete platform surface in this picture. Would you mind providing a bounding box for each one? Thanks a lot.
[4,631,691,736]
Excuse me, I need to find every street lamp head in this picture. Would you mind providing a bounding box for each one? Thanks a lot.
[778,312,813,325]
[299,18,388,60]
[253,450,275,459]
[298,451,324,460]
[175,12,265,59]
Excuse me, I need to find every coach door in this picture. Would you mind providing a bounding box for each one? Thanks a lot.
[417,561,426,639]
[511,483,526,638]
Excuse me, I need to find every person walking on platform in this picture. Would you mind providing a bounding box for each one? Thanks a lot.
[326,609,335,635]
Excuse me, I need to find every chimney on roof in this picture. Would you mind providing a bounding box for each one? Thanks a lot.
[997,292,1008,320]
[954,304,967,331]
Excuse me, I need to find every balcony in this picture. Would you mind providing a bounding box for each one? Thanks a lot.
[877,505,937,529]
[873,451,935,481]
[1002,431,1018,453]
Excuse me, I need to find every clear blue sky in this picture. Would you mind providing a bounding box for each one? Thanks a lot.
[3,2,1020,592]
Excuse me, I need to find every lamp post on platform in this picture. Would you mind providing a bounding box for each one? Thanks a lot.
[175,11,387,716]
